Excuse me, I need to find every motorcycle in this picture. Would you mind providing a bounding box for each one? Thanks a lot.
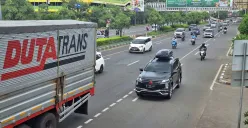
[181,35,185,41]
[223,29,227,34]
[191,38,196,45]
[171,40,177,49]
[199,48,206,61]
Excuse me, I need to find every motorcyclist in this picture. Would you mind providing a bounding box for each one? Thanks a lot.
[199,43,207,51]
[192,34,196,39]
[172,36,177,42]
[224,27,227,30]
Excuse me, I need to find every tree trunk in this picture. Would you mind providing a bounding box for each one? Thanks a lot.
[120,29,122,37]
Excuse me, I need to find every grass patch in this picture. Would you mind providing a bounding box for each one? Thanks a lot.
[147,31,165,36]
[199,21,208,25]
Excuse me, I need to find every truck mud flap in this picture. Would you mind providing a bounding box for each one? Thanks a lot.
[59,93,91,122]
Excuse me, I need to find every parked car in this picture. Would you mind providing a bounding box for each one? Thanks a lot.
[129,36,153,53]
[97,31,105,39]
[203,29,214,38]
[95,52,105,73]
[174,28,185,38]
[189,24,197,31]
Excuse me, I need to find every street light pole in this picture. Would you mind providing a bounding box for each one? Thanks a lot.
[0,1,2,20]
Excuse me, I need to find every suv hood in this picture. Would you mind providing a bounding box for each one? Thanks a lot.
[175,32,183,34]
[139,71,170,80]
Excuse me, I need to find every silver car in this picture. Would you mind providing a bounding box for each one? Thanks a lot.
[203,29,214,38]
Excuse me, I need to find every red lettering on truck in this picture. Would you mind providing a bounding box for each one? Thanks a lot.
[1,37,57,81]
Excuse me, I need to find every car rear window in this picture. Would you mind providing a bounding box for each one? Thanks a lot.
[176,29,184,32]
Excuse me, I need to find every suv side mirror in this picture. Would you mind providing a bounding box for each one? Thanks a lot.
[139,68,143,71]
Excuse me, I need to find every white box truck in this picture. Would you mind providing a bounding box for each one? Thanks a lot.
[0,20,97,128]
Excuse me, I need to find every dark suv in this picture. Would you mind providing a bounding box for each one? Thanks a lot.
[135,49,182,99]
[189,24,197,31]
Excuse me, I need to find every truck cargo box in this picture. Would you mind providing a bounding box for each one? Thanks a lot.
[0,20,97,128]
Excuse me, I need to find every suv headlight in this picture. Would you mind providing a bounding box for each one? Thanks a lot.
[137,77,142,82]
[160,79,169,89]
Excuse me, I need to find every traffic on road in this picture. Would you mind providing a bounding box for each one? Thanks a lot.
[58,21,237,128]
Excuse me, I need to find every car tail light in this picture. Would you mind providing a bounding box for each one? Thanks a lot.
[148,80,153,85]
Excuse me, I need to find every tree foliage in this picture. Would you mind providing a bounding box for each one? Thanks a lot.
[2,0,36,20]
[111,13,131,37]
[211,11,228,20]
[147,9,163,31]
[238,15,248,34]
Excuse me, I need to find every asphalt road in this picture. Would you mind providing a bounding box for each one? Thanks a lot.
[109,24,148,37]
[59,24,237,128]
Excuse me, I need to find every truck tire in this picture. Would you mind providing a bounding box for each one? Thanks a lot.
[34,113,57,128]
[16,124,31,128]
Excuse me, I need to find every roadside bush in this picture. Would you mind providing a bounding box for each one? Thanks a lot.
[231,34,248,49]
[160,26,175,32]
[97,36,132,46]
[171,24,189,28]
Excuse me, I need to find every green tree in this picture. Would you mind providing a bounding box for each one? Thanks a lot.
[238,15,248,34]
[2,0,36,20]
[111,13,131,37]
[57,3,76,19]
[147,9,163,31]
[211,11,228,20]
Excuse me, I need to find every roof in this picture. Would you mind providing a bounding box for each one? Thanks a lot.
[0,20,97,34]
[205,28,213,31]
[135,36,151,39]
[177,28,185,30]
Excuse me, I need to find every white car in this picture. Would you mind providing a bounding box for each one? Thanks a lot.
[95,52,105,73]
[129,36,152,53]
[97,31,105,39]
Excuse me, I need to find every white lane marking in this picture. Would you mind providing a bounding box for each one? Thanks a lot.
[110,103,116,107]
[84,119,93,124]
[128,91,133,95]
[105,58,110,60]
[226,46,232,56]
[103,50,127,57]
[132,97,138,102]
[94,113,101,118]
[77,125,83,128]
[117,98,123,102]
[194,51,199,55]
[102,107,109,112]
[127,60,140,66]
[210,64,224,90]
[155,42,162,44]
[180,46,201,61]
[123,94,129,98]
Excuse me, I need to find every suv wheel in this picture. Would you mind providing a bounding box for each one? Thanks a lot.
[149,46,152,51]
[176,74,182,88]
[166,84,173,99]
[98,65,104,73]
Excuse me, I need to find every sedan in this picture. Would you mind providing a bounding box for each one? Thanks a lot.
[191,28,200,35]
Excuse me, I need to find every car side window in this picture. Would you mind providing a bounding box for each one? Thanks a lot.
[146,38,151,43]
[173,60,179,70]
[96,54,101,60]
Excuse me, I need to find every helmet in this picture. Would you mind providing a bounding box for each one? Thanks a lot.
[202,43,205,46]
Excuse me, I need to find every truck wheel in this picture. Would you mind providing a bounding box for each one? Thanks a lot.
[35,113,57,128]
[16,124,31,128]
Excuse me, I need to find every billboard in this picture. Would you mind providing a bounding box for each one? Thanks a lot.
[166,0,232,7]
[131,0,144,12]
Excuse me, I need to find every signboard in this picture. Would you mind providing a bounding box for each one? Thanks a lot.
[166,0,232,7]
[132,0,144,12]
[232,40,248,87]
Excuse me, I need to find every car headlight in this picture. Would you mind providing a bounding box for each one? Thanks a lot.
[137,77,142,82]
[139,46,143,49]
[160,79,169,89]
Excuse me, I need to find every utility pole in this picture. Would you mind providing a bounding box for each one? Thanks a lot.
[0,1,2,20]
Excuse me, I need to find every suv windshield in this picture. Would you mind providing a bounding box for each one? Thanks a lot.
[132,39,145,44]
[205,30,212,32]
[144,62,171,73]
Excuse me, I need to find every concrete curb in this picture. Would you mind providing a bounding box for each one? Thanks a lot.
[218,63,231,85]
